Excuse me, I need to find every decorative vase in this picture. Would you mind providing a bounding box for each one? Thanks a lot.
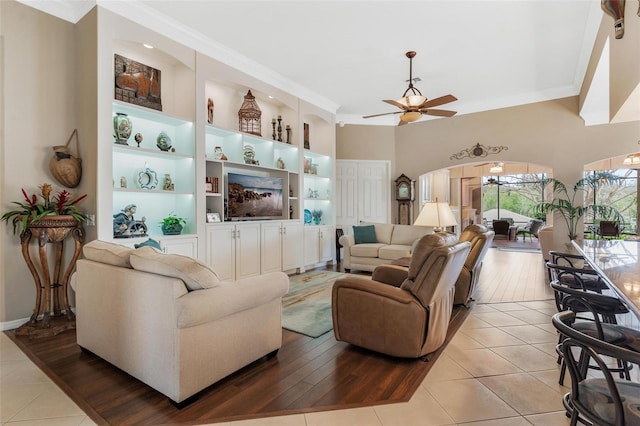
[161,223,183,235]
[156,131,172,152]
[113,113,133,145]
[313,216,321,225]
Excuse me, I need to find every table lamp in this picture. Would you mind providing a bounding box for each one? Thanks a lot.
[414,198,458,232]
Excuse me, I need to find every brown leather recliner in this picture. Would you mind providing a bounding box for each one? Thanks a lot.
[332,233,471,359]
[454,224,494,306]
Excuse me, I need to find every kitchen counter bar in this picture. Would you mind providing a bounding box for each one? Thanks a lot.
[573,239,640,319]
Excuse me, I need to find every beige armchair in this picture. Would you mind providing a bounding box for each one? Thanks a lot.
[332,233,471,360]
[454,224,495,306]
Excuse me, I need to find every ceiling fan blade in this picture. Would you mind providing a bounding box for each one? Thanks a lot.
[383,99,407,109]
[362,111,403,119]
[420,109,457,117]
[420,94,458,109]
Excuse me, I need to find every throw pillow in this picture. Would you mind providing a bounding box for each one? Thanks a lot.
[82,240,133,268]
[353,225,377,244]
[130,246,220,291]
[134,238,162,251]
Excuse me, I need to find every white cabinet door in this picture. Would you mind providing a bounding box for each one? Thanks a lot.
[160,236,198,257]
[235,222,261,279]
[319,226,334,262]
[206,224,235,281]
[282,221,301,271]
[304,227,320,266]
[261,222,283,274]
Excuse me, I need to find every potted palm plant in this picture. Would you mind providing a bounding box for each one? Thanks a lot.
[160,212,186,235]
[534,172,622,240]
[1,183,87,235]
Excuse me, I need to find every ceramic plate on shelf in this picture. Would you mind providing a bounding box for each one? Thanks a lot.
[137,167,158,190]
[304,209,312,224]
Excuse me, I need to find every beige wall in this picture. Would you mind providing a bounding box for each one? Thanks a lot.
[608,0,640,121]
[1,2,86,323]
[337,96,639,242]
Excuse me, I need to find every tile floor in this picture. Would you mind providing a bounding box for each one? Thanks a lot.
[2,300,575,426]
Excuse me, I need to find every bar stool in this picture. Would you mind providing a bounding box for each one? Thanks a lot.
[546,262,628,323]
[552,310,640,426]
[552,292,640,384]
[548,251,609,293]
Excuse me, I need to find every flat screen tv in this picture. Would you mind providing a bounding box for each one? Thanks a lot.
[227,172,283,219]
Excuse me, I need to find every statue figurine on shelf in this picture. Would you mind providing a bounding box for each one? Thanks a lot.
[163,174,174,191]
[113,204,147,238]
[286,125,292,144]
[134,133,143,148]
[214,146,228,160]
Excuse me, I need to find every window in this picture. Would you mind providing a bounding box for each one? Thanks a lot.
[585,169,638,234]
[481,173,545,226]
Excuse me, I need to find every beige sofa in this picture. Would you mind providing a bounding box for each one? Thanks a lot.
[339,223,432,272]
[71,241,289,406]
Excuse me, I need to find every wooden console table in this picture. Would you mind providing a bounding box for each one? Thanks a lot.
[17,216,84,338]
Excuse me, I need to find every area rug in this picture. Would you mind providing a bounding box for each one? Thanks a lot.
[282,270,352,337]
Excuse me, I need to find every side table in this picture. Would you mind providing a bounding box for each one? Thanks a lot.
[17,216,84,338]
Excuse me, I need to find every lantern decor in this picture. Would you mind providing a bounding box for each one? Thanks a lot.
[238,90,262,136]
[601,0,626,39]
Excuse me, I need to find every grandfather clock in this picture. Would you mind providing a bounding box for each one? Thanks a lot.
[395,174,415,225]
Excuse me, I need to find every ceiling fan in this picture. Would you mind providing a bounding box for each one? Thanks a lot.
[484,177,505,186]
[363,51,458,126]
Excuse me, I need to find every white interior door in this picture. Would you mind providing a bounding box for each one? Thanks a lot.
[358,162,389,224]
[336,161,358,232]
[336,160,389,232]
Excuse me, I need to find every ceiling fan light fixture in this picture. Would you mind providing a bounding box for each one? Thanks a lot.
[400,111,422,122]
[398,94,427,108]
[623,154,640,165]
[489,162,504,173]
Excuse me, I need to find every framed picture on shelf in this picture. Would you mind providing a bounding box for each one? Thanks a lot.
[206,212,221,223]
[114,54,162,111]
[303,123,310,149]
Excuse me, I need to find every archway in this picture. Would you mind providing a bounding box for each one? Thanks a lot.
[419,161,552,231]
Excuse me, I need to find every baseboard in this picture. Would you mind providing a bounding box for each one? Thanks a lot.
[1,317,29,331]
[1,307,76,331]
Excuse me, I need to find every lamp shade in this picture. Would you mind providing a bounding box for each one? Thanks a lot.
[414,200,458,230]
[400,111,422,123]
[397,95,427,108]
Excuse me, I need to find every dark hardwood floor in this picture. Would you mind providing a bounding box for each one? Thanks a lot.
[6,292,471,426]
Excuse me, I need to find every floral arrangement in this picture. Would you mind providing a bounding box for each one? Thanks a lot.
[1,183,88,234]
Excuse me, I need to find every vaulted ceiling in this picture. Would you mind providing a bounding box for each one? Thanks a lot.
[20,0,608,126]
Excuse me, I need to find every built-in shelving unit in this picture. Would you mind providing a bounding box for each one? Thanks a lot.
[110,101,196,242]
[91,10,336,270]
